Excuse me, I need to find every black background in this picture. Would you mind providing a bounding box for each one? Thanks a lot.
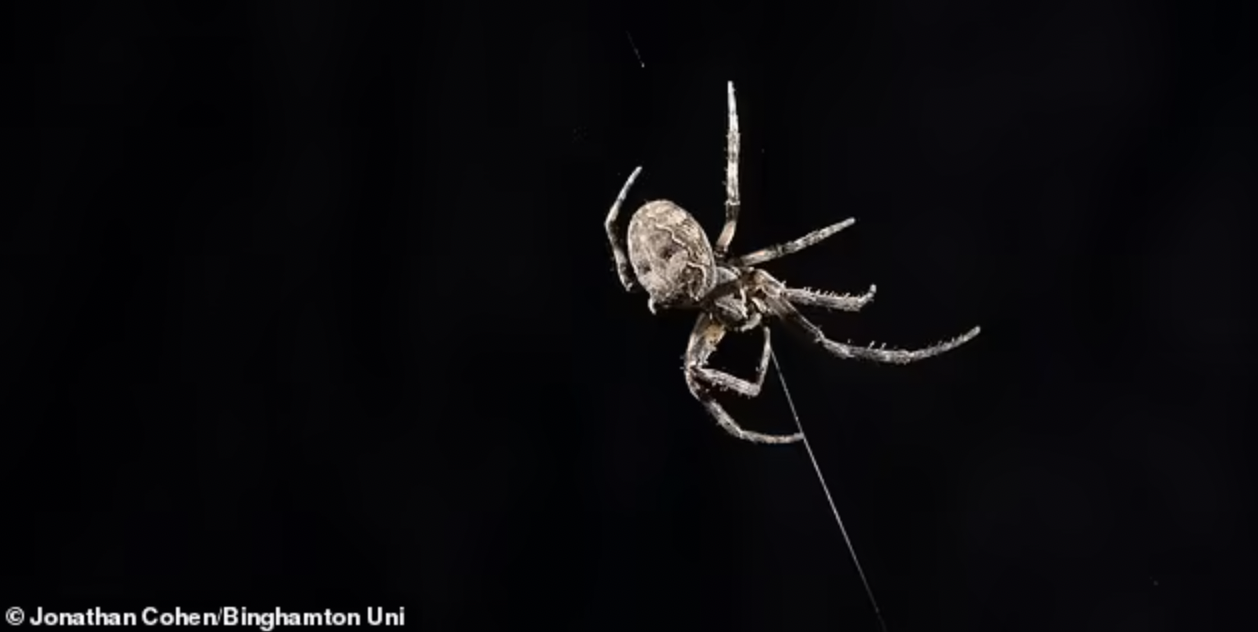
[4,2,1255,630]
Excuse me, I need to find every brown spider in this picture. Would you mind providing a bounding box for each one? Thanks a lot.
[605,81,981,444]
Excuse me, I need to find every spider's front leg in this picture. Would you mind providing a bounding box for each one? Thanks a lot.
[605,166,643,292]
[683,313,802,444]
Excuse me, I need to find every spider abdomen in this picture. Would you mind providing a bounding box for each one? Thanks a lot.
[626,200,717,309]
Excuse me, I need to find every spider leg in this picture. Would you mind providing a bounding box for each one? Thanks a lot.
[767,293,980,364]
[689,317,773,397]
[714,81,741,256]
[605,166,644,292]
[784,283,877,312]
[684,313,802,444]
[731,217,856,267]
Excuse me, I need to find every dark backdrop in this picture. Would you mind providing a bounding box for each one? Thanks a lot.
[4,2,1254,630]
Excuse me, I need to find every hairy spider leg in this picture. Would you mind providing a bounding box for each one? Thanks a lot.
[684,313,802,444]
[715,81,741,256]
[764,287,981,364]
[605,165,644,292]
[687,313,773,397]
[733,217,857,267]
[783,284,878,312]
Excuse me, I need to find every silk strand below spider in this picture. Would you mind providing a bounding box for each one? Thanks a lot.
[604,81,981,444]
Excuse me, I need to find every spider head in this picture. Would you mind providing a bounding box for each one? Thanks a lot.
[626,200,717,312]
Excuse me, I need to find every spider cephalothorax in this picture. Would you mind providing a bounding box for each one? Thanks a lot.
[605,81,980,444]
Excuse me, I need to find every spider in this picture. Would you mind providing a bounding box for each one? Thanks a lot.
[604,81,981,444]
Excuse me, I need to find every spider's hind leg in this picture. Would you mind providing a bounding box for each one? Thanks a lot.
[605,166,644,292]
[684,313,802,444]
[688,317,772,397]
[686,380,803,444]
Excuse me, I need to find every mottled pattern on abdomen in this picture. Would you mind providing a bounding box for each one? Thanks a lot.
[626,200,716,308]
